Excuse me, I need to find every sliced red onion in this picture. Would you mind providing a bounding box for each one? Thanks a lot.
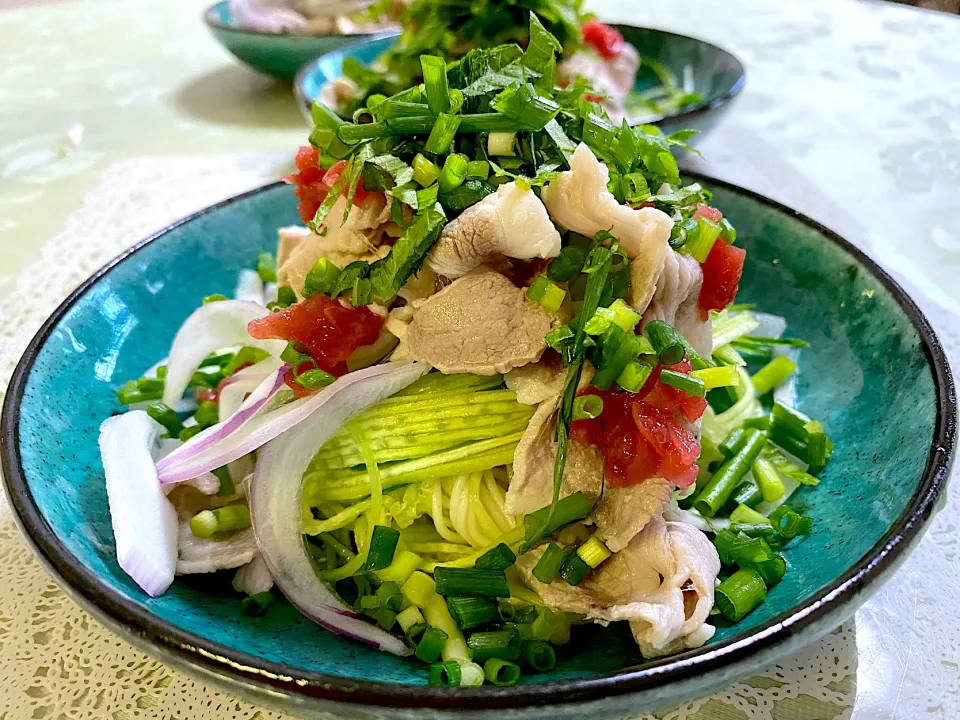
[161,300,287,408]
[250,361,429,655]
[99,411,178,597]
[218,357,284,423]
[156,365,288,483]
[235,269,265,305]
[232,555,274,596]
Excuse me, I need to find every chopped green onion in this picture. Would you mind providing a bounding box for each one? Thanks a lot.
[660,369,706,397]
[178,425,204,442]
[521,640,557,672]
[713,529,775,566]
[719,428,748,457]
[684,217,722,262]
[730,522,780,540]
[189,504,251,539]
[751,356,798,395]
[446,596,499,630]
[752,555,787,585]
[467,629,521,662]
[295,368,336,391]
[591,327,643,392]
[405,621,429,645]
[547,246,585,283]
[428,659,462,686]
[726,480,762,511]
[440,179,495,212]
[240,591,275,616]
[420,55,451,114]
[617,360,654,393]
[572,395,603,421]
[770,403,813,439]
[523,492,593,543]
[401,571,436,608]
[752,457,785,503]
[376,580,404,612]
[437,153,468,194]
[531,543,564,584]
[484,658,521,686]
[644,320,686,365]
[397,605,425,633]
[433,567,510,598]
[338,121,389,143]
[364,525,400,571]
[558,551,591,586]
[212,465,234,496]
[584,298,642,334]
[770,506,814,539]
[466,160,489,180]
[491,83,560,131]
[744,416,773,431]
[303,257,341,297]
[694,430,767,517]
[719,218,737,243]
[577,536,611,568]
[714,568,767,622]
[417,628,450,664]
[424,113,461,154]
[691,365,739,390]
[487,131,517,156]
[146,402,183,437]
[729,504,772,526]
[273,285,297,309]
[526,276,566,313]
[545,325,574,351]
[412,153,441,187]
[475,543,516,571]
[376,550,422,585]
[256,252,277,283]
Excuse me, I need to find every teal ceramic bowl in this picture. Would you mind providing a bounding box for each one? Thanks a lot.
[204,0,398,81]
[1,178,953,718]
[295,26,746,138]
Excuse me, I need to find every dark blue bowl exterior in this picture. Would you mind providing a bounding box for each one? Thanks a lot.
[1,180,953,717]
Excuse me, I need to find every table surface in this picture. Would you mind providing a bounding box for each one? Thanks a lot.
[2,0,960,718]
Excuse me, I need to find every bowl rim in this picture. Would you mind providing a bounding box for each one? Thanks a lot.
[1,175,954,711]
[202,0,397,41]
[292,24,747,127]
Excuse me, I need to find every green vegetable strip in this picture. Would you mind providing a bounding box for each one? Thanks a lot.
[558,551,591,586]
[694,430,767,517]
[714,568,767,622]
[751,356,798,395]
[434,567,510,598]
[521,640,557,672]
[189,504,250,539]
[522,492,593,544]
[645,321,686,365]
[420,55,451,114]
[659,369,706,397]
[752,457,786,503]
[770,506,814,538]
[531,543,565,584]
[446,596,500,630]
[424,113,461,154]
[416,628,449,663]
[394,372,502,396]
[468,629,522,662]
[719,428,748,457]
[484,658,521,686]
[474,543,516,571]
[428,660,462,686]
[364,525,400,571]
[729,504,771,526]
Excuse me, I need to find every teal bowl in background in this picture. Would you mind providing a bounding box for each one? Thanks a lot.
[204,0,398,81]
[1,178,953,717]
[295,26,746,139]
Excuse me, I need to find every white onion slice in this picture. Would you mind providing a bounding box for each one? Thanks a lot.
[250,361,429,655]
[99,411,178,597]
[263,282,278,306]
[233,555,275,596]
[217,357,284,423]
[156,365,288,483]
[235,269,265,305]
[161,300,286,408]
[750,312,787,340]
[773,345,800,408]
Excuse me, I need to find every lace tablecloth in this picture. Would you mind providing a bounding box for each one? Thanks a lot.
[2,0,960,718]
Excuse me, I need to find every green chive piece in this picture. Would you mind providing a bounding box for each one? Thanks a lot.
[725,480,762,512]
[769,506,814,539]
[240,591,275,616]
[376,581,404,612]
[526,276,566,313]
[424,113,461,154]
[193,400,219,428]
[572,395,603,421]
[531,543,565,584]
[487,131,517,156]
[412,152,440,187]
[178,425,204,442]
[212,465,234,496]
[617,360,654,393]
[715,568,767,622]
[752,457,786,503]
[752,555,787,585]
[203,293,228,304]
[521,640,557,672]
[729,504,772,526]
[437,153,468,194]
[466,160,490,180]
[396,605,425,633]
[416,627,449,664]
[256,252,277,283]
[719,428,748,457]
[660,369,706,397]
[364,525,400,571]
[559,551,591,586]
[684,217,722,262]
[467,628,522,662]
[146,402,183,437]
[474,543,517,571]
[484,658,521,686]
[420,55,451,114]
[694,430,767,517]
[273,285,297,308]
[405,621,429,645]
[189,504,251,539]
[433,567,510,598]
[428,659,462,686]
[446,596,499,630]
[644,320,686,365]
[691,365,739,390]
[303,257,341,298]
[751,356,798,395]
[730,522,780,540]
[295,368,336,391]
[522,492,593,544]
